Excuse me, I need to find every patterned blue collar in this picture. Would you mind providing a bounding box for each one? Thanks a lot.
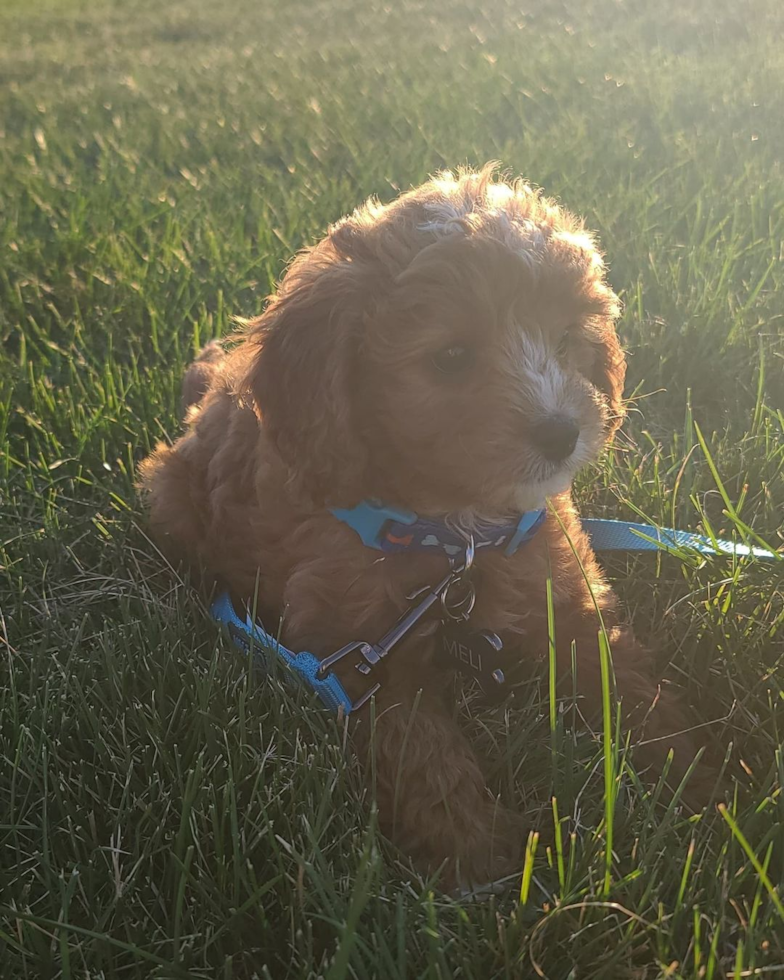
[329,500,546,558]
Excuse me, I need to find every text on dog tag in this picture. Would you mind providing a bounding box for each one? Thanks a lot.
[435,622,510,704]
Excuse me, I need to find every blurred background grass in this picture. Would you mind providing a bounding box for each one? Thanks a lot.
[1,0,783,977]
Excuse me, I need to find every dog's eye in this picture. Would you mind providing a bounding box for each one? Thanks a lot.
[431,345,473,375]
[556,324,577,357]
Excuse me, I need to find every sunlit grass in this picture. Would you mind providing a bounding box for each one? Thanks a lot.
[1,0,783,976]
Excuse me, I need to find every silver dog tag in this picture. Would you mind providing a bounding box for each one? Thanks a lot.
[435,569,510,703]
[435,622,509,704]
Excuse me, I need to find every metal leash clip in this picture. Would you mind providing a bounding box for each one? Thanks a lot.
[316,543,475,711]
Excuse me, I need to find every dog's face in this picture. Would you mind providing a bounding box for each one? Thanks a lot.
[246,167,624,515]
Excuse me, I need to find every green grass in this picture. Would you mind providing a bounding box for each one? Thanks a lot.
[1,0,783,975]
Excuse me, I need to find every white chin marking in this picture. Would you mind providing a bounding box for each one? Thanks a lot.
[513,471,573,511]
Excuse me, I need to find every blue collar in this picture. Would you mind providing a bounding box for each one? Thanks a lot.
[329,499,546,557]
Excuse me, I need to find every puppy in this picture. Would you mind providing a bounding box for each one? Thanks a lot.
[139,165,710,888]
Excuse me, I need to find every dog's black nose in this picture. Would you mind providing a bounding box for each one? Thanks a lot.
[531,415,580,461]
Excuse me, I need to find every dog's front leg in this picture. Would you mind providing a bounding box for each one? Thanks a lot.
[281,566,525,888]
[353,673,524,891]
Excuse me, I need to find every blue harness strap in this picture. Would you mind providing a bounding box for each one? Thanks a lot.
[211,506,779,714]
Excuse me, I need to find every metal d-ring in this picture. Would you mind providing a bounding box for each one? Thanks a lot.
[441,530,477,622]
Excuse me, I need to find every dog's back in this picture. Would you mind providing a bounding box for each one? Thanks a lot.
[181,339,227,415]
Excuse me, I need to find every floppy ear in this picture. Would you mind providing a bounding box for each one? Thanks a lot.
[590,314,627,436]
[243,242,371,504]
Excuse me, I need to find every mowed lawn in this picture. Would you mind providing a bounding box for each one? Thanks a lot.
[1,0,783,976]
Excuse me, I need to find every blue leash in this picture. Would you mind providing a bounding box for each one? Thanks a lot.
[211,514,780,714]
[210,591,355,713]
[582,518,778,560]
